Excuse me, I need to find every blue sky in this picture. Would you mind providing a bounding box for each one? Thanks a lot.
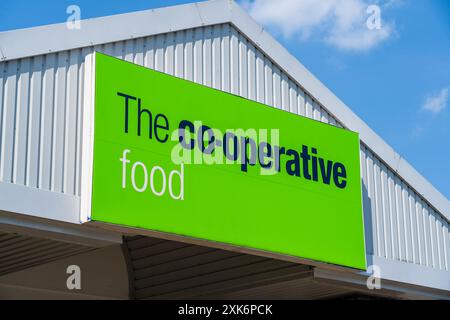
[0,0,449,198]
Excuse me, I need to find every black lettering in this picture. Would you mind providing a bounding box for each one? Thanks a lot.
[178,120,195,150]
[333,162,347,189]
[137,99,153,138]
[117,92,136,134]
[224,132,238,161]
[311,148,318,182]
[258,142,273,169]
[300,145,312,180]
[319,158,333,185]
[286,149,300,177]
[154,114,169,143]
[198,125,215,155]
[240,137,257,172]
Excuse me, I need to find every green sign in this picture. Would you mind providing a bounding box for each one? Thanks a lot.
[90,52,366,270]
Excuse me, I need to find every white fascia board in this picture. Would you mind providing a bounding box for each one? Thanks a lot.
[314,262,450,299]
[370,256,450,293]
[0,0,448,220]
[0,182,80,224]
[0,1,231,62]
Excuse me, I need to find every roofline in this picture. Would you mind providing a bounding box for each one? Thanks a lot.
[0,0,448,220]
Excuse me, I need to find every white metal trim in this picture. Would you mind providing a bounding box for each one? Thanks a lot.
[0,182,79,223]
[314,267,450,300]
[370,255,450,293]
[79,51,96,223]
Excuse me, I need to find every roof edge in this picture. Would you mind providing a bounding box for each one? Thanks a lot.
[0,0,232,62]
[0,0,448,219]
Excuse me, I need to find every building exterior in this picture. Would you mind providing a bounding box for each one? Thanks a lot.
[0,0,448,300]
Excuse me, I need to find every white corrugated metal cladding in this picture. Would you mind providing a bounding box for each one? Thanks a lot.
[0,0,448,289]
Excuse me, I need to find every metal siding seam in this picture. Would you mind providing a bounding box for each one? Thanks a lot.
[63,49,79,195]
[373,158,383,257]
[0,62,4,182]
[415,194,424,265]
[408,190,418,264]
[212,25,222,90]
[272,65,281,109]
[312,101,321,122]
[135,38,145,67]
[40,53,56,191]
[238,33,248,98]
[194,28,203,85]
[360,146,372,256]
[435,214,443,270]
[422,203,431,267]
[264,57,273,107]
[175,31,185,79]
[113,41,123,60]
[394,176,405,262]
[124,39,135,63]
[443,219,449,271]
[281,73,289,112]
[144,36,155,70]
[221,24,231,93]
[2,60,18,183]
[255,50,264,104]
[387,170,397,260]
[429,209,437,269]
[289,81,298,115]
[13,58,30,186]
[305,95,313,119]
[165,33,175,76]
[51,52,68,193]
[247,41,256,101]
[76,48,89,197]
[230,27,239,95]
[298,89,306,117]
[184,29,194,82]
[380,164,390,259]
[26,56,43,188]
[203,27,212,87]
[401,182,412,262]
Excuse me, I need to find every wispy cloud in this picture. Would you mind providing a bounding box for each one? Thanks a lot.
[240,0,399,52]
[411,87,449,138]
[421,87,449,115]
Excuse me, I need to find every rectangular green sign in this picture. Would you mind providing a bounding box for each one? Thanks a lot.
[90,52,366,270]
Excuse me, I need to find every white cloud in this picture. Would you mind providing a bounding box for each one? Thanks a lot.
[422,88,449,115]
[241,0,398,52]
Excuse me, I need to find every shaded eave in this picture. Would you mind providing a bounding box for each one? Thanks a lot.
[0,0,449,220]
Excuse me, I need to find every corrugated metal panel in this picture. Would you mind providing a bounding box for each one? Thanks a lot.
[361,145,450,271]
[0,49,86,196]
[0,23,448,273]
[124,236,312,300]
[0,230,95,276]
